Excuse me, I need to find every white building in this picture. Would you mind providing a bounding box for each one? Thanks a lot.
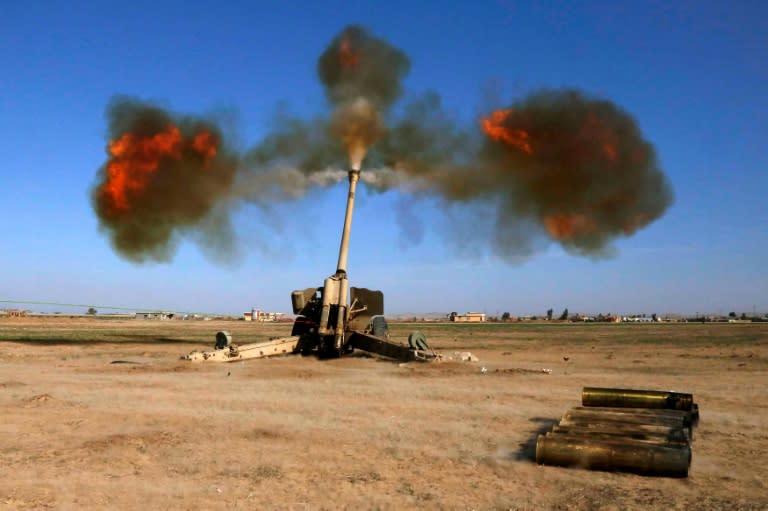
[245,309,284,322]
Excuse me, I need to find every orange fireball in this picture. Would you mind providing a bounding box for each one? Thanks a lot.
[101,124,217,213]
[192,131,218,160]
[481,109,533,154]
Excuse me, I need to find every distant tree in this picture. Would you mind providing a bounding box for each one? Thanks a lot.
[728,312,737,318]
[652,313,658,322]
[740,313,747,320]
[86,307,97,315]
[558,308,569,321]
[501,312,511,321]
[546,308,553,321]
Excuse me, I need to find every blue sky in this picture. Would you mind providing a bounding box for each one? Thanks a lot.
[1,1,766,316]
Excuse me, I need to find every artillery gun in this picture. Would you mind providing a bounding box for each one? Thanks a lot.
[185,166,435,363]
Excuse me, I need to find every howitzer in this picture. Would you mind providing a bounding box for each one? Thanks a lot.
[185,166,435,363]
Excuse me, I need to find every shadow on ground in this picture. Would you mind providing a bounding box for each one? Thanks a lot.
[515,417,559,461]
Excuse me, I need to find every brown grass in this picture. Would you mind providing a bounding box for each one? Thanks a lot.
[0,317,766,510]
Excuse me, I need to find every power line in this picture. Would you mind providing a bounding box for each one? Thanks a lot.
[0,299,223,317]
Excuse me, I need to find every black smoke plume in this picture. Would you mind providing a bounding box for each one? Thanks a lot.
[92,26,673,264]
[91,97,238,263]
[375,89,674,259]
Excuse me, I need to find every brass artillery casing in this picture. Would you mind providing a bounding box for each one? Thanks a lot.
[582,387,694,411]
[536,433,691,477]
[569,406,696,428]
[551,424,690,445]
[568,405,698,428]
[557,418,691,440]
[563,409,687,429]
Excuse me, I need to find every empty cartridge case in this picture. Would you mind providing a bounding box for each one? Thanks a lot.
[582,387,694,411]
[536,432,691,477]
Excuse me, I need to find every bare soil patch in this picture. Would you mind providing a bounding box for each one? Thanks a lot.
[1,317,766,510]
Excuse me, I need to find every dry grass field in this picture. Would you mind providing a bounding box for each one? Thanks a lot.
[1,317,766,510]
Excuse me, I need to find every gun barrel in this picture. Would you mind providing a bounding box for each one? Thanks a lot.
[336,168,361,274]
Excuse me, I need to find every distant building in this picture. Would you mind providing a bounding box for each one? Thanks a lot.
[449,311,486,323]
[1,309,27,317]
[136,311,175,320]
[246,309,284,322]
[622,316,655,323]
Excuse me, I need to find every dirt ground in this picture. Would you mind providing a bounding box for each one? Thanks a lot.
[1,317,766,510]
